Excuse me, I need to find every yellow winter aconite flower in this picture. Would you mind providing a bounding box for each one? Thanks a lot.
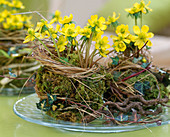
[22,15,33,28]
[111,35,130,52]
[125,3,141,14]
[133,25,154,49]
[0,0,10,6]
[92,30,104,41]
[80,26,92,38]
[23,28,42,43]
[111,30,131,52]
[54,10,61,20]
[0,0,33,30]
[3,15,23,30]
[114,41,127,52]
[95,36,110,57]
[88,15,107,32]
[0,10,10,22]
[59,14,73,24]
[50,10,61,24]
[115,24,130,37]
[35,19,53,33]
[138,0,152,14]
[95,36,110,51]
[46,24,61,39]
[2,9,11,18]
[111,35,131,45]
[99,49,109,57]
[61,23,80,38]
[9,0,25,9]
[105,12,120,25]
[125,0,152,14]
[56,35,68,52]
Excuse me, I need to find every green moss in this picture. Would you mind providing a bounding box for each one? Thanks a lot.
[124,71,169,100]
[36,66,107,121]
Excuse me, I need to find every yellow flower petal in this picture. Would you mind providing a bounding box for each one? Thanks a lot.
[146,40,152,46]
[95,44,99,49]
[23,35,33,43]
[146,32,154,38]
[124,39,130,44]
[99,16,105,23]
[50,18,57,24]
[56,24,61,32]
[141,25,149,33]
[133,25,140,35]
[91,15,98,21]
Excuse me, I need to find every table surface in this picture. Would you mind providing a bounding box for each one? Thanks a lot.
[0,94,169,137]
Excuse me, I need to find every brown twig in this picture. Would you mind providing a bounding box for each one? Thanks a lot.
[122,66,150,81]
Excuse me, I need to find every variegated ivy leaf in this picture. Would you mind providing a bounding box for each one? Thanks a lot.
[47,93,57,105]
[115,114,128,122]
[36,99,50,111]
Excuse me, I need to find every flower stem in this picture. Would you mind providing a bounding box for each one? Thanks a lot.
[135,17,137,26]
[140,12,142,28]
[85,33,93,68]
[35,36,53,56]
[74,39,83,67]
[89,49,97,67]
[48,30,60,58]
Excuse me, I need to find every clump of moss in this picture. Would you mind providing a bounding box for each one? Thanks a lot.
[36,66,107,122]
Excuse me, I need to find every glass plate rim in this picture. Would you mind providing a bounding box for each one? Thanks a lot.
[13,93,170,133]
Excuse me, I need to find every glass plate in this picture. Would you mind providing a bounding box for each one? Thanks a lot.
[13,94,170,133]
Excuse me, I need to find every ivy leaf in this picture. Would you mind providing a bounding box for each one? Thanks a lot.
[36,99,50,111]
[134,81,144,94]
[134,81,150,94]
[141,62,150,68]
[110,56,119,65]
[115,114,128,122]
[47,93,57,105]
[113,71,121,81]
[132,57,142,64]
[143,81,150,90]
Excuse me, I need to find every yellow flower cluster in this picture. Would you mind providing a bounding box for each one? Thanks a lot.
[0,0,33,30]
[111,24,154,52]
[0,0,25,9]
[24,0,154,58]
[125,0,152,15]
[111,24,131,52]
